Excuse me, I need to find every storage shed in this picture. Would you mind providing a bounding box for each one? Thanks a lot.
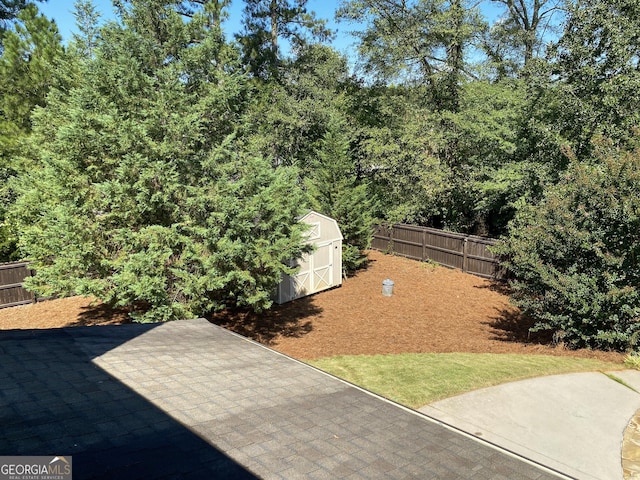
[275,211,343,304]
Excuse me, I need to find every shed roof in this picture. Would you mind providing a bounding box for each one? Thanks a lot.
[299,210,344,241]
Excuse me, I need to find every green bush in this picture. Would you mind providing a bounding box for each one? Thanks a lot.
[494,138,640,351]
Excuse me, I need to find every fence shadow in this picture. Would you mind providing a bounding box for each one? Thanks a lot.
[473,280,511,296]
[208,296,322,345]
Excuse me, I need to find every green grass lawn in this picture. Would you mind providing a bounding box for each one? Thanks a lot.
[309,353,623,409]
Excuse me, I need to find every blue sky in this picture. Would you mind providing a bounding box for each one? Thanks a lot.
[38,0,513,68]
[39,0,362,56]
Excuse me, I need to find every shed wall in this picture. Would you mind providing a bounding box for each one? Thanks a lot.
[276,211,343,304]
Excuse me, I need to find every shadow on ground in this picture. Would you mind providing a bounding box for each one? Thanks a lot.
[344,255,376,278]
[0,325,257,479]
[208,296,321,345]
[484,306,625,362]
[473,282,554,346]
[474,280,512,296]
[71,302,133,327]
[486,307,555,345]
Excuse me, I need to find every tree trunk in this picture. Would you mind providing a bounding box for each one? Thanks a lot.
[270,0,278,56]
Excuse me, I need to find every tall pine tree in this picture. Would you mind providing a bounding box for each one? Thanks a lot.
[238,0,331,78]
[0,3,63,261]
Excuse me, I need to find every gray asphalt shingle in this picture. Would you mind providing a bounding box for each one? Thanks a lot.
[0,319,563,479]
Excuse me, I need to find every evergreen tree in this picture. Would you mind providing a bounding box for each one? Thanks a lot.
[0,3,62,134]
[71,0,101,59]
[0,0,47,45]
[238,0,331,78]
[175,0,229,30]
[305,119,375,273]
[11,0,308,321]
[0,3,63,261]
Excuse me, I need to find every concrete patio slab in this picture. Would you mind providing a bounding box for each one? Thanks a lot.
[420,371,640,480]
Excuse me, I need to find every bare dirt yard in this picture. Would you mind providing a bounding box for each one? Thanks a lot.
[0,250,624,363]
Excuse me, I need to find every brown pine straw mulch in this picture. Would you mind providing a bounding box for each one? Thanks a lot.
[0,250,624,363]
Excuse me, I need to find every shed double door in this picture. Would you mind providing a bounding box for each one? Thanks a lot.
[287,240,336,302]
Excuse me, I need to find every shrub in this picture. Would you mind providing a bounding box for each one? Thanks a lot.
[624,352,640,370]
[494,138,640,351]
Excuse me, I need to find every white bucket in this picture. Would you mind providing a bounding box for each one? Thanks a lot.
[382,279,394,297]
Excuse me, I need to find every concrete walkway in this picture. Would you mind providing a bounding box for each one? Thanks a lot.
[0,319,562,479]
[419,370,640,480]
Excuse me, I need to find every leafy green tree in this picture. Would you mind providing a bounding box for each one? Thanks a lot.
[338,0,484,111]
[11,0,308,321]
[482,0,564,77]
[548,0,640,159]
[437,79,530,234]
[346,80,528,236]
[338,0,535,235]
[243,43,351,170]
[305,119,375,273]
[494,137,640,351]
[353,87,450,225]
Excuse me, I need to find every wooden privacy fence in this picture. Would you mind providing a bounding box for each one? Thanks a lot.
[371,224,506,280]
[0,226,505,308]
[0,261,35,309]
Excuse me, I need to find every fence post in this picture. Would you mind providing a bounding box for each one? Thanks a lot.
[422,229,427,262]
[462,237,468,273]
[30,268,36,304]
